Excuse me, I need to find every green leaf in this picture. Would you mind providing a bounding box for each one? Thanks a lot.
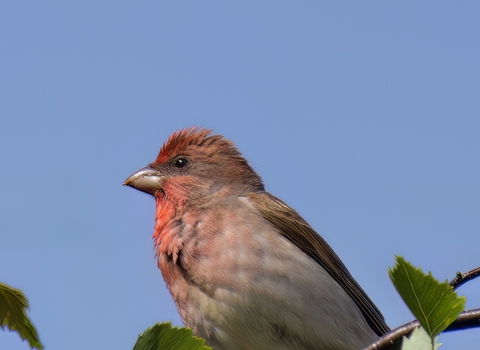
[388,256,465,338]
[0,282,43,349]
[133,322,212,350]
[401,327,441,350]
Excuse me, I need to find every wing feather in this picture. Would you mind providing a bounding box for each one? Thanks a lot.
[247,191,390,337]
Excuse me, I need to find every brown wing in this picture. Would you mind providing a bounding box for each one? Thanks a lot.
[248,191,390,337]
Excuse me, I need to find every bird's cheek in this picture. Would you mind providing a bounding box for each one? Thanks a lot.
[161,180,193,205]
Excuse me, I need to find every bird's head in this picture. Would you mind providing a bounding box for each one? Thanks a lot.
[124,127,264,204]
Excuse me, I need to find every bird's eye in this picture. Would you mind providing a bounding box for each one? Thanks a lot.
[174,158,188,168]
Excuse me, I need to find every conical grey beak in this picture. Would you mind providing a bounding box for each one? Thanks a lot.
[123,166,165,195]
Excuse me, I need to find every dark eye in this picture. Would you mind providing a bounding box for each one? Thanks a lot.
[174,158,188,168]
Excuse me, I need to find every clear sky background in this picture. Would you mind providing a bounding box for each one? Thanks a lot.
[1,2,479,349]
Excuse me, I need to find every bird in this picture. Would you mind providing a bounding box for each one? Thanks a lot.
[124,127,390,350]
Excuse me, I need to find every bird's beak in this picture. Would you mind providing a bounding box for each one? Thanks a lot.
[123,166,165,196]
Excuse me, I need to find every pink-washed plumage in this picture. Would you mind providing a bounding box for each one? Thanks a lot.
[124,127,390,350]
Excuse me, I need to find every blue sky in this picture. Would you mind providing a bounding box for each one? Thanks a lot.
[1,2,479,349]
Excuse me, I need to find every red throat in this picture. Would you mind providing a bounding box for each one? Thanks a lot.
[153,195,177,249]
[152,179,192,258]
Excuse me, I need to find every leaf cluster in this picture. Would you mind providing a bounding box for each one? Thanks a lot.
[133,322,212,350]
[0,282,43,349]
[387,256,466,349]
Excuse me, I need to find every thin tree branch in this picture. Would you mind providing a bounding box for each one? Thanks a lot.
[449,267,480,291]
[364,309,480,350]
[364,320,417,350]
[365,266,480,350]
[443,308,480,332]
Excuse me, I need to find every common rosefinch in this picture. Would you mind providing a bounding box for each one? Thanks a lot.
[124,127,390,350]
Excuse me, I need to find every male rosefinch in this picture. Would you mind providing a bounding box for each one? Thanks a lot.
[124,127,390,350]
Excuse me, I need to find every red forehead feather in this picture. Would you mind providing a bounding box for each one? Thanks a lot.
[155,127,217,163]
